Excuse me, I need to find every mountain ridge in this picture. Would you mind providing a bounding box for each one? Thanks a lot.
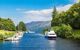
[26,21,51,33]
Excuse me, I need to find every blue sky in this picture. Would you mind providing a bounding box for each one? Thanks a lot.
[0,0,77,25]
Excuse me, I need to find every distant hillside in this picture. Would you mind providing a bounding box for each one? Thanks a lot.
[26,21,51,33]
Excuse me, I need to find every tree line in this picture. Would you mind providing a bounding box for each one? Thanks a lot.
[0,18,27,31]
[51,3,80,39]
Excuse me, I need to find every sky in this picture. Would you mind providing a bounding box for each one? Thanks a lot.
[0,0,78,25]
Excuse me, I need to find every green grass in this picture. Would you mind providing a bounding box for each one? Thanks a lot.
[0,30,15,40]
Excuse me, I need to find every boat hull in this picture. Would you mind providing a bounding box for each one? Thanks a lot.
[45,36,57,40]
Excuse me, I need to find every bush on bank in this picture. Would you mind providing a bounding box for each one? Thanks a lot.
[51,24,72,38]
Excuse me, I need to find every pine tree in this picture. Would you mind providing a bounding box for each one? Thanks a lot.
[51,6,58,26]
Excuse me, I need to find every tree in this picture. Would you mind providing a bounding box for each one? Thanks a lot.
[52,24,72,38]
[66,3,80,29]
[51,7,58,26]
[0,18,16,31]
[52,3,80,29]
[51,2,80,39]
[16,21,27,31]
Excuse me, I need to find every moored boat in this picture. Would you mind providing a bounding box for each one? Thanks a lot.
[45,31,57,39]
[4,32,23,41]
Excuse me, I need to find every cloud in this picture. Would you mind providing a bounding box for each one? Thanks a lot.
[57,4,72,12]
[76,0,80,3]
[16,4,72,23]
[71,0,80,3]
[23,9,53,22]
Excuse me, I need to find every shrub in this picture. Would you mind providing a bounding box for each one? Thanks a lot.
[0,34,4,40]
[52,24,72,38]
[71,30,80,40]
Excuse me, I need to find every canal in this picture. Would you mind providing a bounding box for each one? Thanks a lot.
[0,32,80,50]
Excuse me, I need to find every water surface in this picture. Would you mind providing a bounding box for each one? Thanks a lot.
[0,33,80,50]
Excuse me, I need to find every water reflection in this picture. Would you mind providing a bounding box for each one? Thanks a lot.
[48,40,56,50]
[48,40,56,47]
[0,33,80,50]
[11,41,19,44]
[56,38,80,50]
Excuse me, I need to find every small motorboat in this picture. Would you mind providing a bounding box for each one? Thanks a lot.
[45,31,57,39]
[5,37,19,41]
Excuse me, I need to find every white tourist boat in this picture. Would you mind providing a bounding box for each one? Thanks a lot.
[45,31,57,38]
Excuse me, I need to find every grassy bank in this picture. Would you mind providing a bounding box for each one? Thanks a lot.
[0,30,15,40]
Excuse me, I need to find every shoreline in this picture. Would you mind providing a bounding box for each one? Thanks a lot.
[4,31,24,41]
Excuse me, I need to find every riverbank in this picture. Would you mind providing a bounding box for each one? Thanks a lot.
[43,27,80,40]
[0,30,25,41]
[53,29,80,40]
[71,30,80,40]
[0,30,15,40]
[5,31,24,41]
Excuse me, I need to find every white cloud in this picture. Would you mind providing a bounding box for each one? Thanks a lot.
[76,0,80,3]
[57,4,72,12]
[16,4,72,23]
[23,9,53,22]
[73,0,80,3]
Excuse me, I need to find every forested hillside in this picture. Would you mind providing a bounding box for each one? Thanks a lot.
[51,3,80,40]
[0,18,16,31]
